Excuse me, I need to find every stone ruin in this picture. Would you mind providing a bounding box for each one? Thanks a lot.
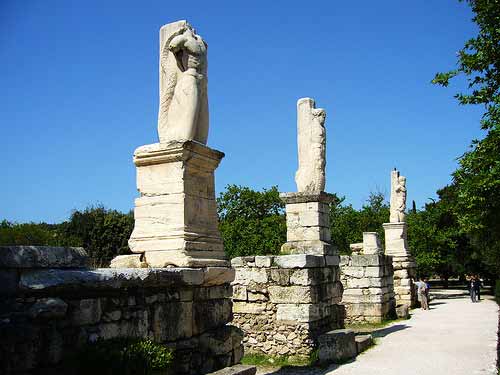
[383,169,417,309]
[0,246,241,374]
[231,98,362,364]
[340,232,397,324]
[0,20,250,375]
[0,19,422,374]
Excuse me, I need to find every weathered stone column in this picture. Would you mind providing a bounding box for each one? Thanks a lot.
[280,192,336,255]
[231,98,351,362]
[127,141,228,268]
[383,169,417,308]
[340,232,396,324]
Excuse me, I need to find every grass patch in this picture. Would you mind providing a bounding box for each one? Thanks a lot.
[346,317,408,332]
[241,353,315,368]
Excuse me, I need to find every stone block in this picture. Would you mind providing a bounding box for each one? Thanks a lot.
[342,293,388,304]
[273,255,325,268]
[269,269,291,285]
[247,291,267,302]
[394,269,409,279]
[342,266,364,278]
[383,222,409,256]
[364,267,384,278]
[318,329,357,364]
[362,232,383,255]
[0,246,88,268]
[276,303,325,322]
[232,285,247,301]
[69,298,102,325]
[280,191,336,206]
[231,257,245,267]
[233,268,268,285]
[396,304,410,319]
[153,301,193,340]
[29,298,68,319]
[281,240,332,256]
[268,285,317,303]
[254,256,272,268]
[344,303,384,317]
[109,254,147,268]
[325,255,340,266]
[194,299,232,335]
[290,268,319,286]
[351,254,384,267]
[355,334,373,353]
[19,268,206,292]
[233,302,267,315]
[203,267,235,286]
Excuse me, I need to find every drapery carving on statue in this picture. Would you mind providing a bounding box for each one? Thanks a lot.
[158,21,209,145]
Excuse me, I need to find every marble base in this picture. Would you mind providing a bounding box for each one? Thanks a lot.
[126,141,229,267]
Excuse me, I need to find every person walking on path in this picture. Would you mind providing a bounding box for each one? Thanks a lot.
[471,275,481,303]
[415,277,429,310]
[424,278,431,306]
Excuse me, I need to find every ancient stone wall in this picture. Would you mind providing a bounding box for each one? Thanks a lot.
[0,246,242,375]
[231,254,345,358]
[340,254,396,324]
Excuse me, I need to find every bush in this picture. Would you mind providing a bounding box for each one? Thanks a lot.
[57,205,134,267]
[69,338,173,375]
[218,185,286,258]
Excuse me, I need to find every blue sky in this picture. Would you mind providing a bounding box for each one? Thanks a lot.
[1,0,484,223]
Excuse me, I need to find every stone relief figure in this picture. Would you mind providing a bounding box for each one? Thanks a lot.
[390,169,407,222]
[157,21,209,144]
[295,98,327,192]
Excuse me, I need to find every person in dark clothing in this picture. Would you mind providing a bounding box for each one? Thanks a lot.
[473,276,481,301]
[470,275,481,303]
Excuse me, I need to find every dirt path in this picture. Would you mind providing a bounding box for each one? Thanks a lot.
[258,290,498,375]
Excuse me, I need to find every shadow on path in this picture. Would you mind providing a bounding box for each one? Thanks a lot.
[370,324,409,339]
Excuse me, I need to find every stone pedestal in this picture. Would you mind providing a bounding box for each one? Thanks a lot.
[280,192,336,255]
[231,254,345,359]
[127,141,229,268]
[340,254,396,324]
[382,222,416,307]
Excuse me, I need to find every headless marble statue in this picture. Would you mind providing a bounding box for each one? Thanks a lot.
[158,21,209,144]
[390,169,407,222]
[295,98,326,192]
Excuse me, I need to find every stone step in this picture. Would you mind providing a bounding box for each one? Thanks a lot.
[355,334,373,353]
[207,364,257,375]
[318,328,357,364]
[396,303,410,319]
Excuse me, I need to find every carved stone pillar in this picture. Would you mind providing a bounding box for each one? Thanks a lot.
[128,141,228,267]
[280,192,336,255]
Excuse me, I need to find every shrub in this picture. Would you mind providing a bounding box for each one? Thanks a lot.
[69,338,173,375]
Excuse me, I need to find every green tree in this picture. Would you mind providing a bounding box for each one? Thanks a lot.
[432,0,500,276]
[0,220,58,246]
[407,186,475,280]
[330,192,389,254]
[217,185,286,258]
[57,205,134,267]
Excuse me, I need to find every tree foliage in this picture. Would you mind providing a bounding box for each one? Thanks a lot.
[433,0,500,276]
[0,206,134,267]
[58,206,134,266]
[217,185,286,258]
[330,192,389,254]
[407,186,476,278]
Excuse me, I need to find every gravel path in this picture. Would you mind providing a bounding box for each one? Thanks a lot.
[257,291,498,375]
